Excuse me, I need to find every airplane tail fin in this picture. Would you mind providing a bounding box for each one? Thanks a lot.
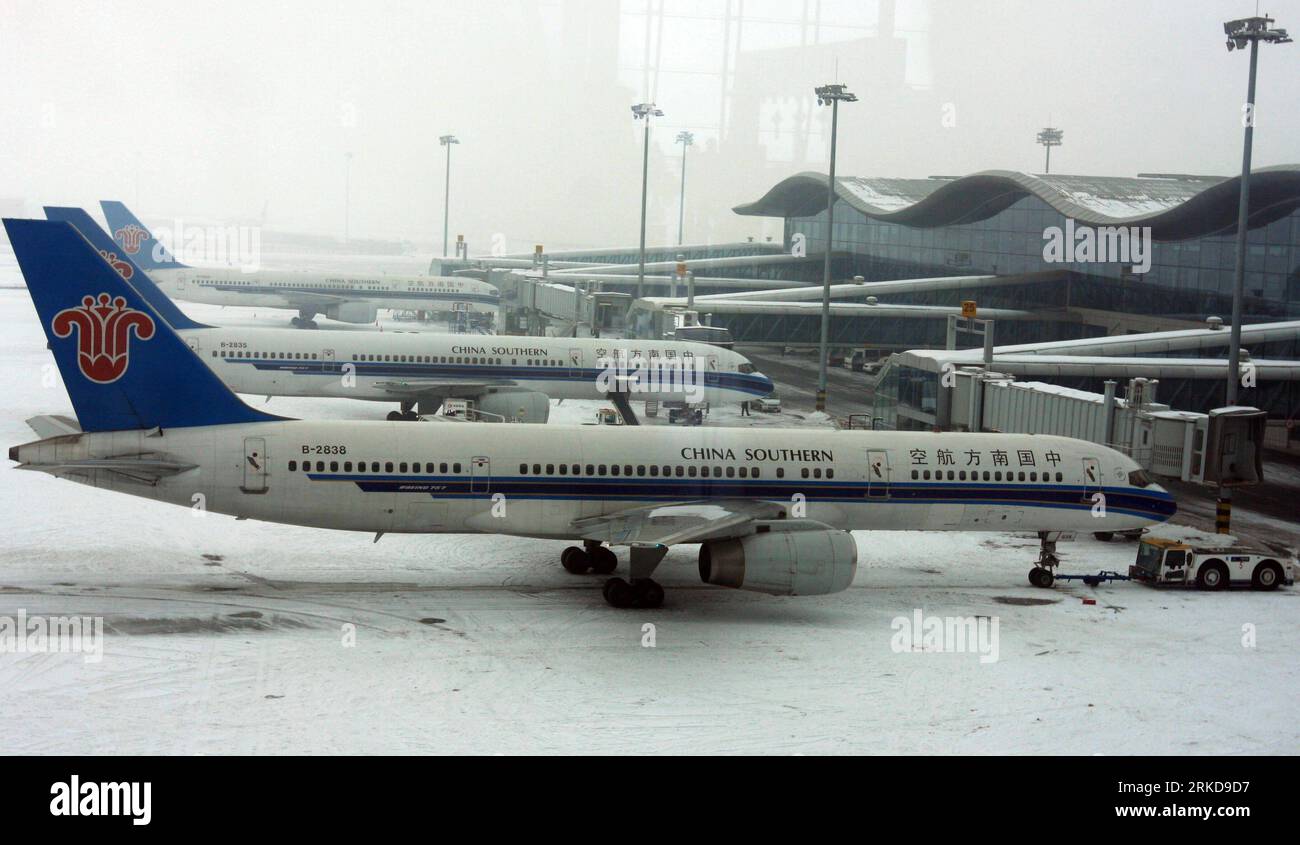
[98,200,187,271]
[3,218,284,433]
[43,207,212,331]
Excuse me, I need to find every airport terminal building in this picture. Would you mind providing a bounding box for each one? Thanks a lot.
[735,166,1300,322]
[728,167,1300,421]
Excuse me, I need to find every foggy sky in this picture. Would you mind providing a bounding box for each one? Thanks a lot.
[2,0,1298,253]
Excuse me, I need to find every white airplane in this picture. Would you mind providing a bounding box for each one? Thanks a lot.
[100,200,499,329]
[46,207,773,422]
[6,220,1178,608]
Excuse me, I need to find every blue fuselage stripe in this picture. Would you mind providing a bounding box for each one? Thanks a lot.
[298,473,1176,519]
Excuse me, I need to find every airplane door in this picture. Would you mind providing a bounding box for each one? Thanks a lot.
[865,450,891,498]
[1081,457,1101,503]
[320,347,335,375]
[470,456,490,494]
[242,437,268,494]
[568,348,583,379]
[185,336,200,355]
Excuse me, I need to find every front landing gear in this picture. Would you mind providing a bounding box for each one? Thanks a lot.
[602,545,668,609]
[560,541,618,575]
[1028,531,1062,588]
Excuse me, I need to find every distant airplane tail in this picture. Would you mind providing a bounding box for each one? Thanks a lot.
[99,200,188,271]
[3,218,282,433]
[43,207,211,331]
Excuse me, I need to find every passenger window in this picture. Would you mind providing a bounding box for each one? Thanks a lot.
[626,466,633,476]
[330,461,338,472]
[371,462,379,472]
[737,467,745,478]
[586,464,594,475]
[440,463,448,473]
[674,466,684,477]
[688,466,697,477]
[289,460,297,471]
[923,470,931,480]
[559,464,568,475]
[776,468,784,479]
[453,463,461,473]
[650,466,659,477]
[801,468,810,479]
[701,467,710,478]
[399,463,408,473]
[611,465,620,476]
[533,464,541,474]
[546,464,554,475]
[520,464,528,474]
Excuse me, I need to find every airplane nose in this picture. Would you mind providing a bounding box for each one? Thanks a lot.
[753,371,775,395]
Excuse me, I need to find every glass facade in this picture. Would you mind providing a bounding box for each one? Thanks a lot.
[788,193,1300,320]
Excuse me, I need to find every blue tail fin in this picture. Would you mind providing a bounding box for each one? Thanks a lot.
[43,207,212,331]
[99,200,187,271]
[4,219,284,433]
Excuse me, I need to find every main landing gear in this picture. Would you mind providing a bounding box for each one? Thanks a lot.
[561,542,667,608]
[386,400,420,422]
[290,311,319,329]
[1028,531,1061,588]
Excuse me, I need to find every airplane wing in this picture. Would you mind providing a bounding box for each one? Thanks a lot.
[15,456,198,485]
[286,292,349,308]
[371,378,516,398]
[571,499,835,547]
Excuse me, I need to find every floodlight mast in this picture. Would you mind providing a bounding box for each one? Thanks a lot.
[631,103,663,300]
[439,135,460,258]
[814,83,857,413]
[1218,14,1290,535]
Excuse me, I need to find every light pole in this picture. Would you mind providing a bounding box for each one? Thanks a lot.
[1036,127,1063,174]
[675,130,694,245]
[1219,14,1290,535]
[343,152,353,242]
[631,103,663,301]
[439,135,459,257]
[1224,15,1290,407]
[814,83,857,413]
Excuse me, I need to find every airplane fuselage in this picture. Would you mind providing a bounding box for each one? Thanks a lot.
[16,423,1175,540]
[182,328,773,405]
[148,267,499,320]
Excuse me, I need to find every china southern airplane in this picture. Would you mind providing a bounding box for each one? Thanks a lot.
[100,200,499,329]
[5,220,1177,608]
[46,207,772,421]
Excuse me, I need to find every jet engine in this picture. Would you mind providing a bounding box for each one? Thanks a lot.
[699,529,858,596]
[324,303,379,324]
[475,390,551,423]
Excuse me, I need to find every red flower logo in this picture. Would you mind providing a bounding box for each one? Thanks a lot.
[51,293,156,384]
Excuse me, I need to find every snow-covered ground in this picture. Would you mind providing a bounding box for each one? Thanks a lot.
[0,281,1296,755]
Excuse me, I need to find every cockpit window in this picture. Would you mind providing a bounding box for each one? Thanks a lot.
[1128,469,1152,488]
[738,363,756,374]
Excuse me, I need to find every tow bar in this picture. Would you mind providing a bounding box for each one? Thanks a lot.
[1053,570,1131,587]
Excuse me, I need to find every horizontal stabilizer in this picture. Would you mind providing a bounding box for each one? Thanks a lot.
[26,415,82,438]
[16,455,198,485]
